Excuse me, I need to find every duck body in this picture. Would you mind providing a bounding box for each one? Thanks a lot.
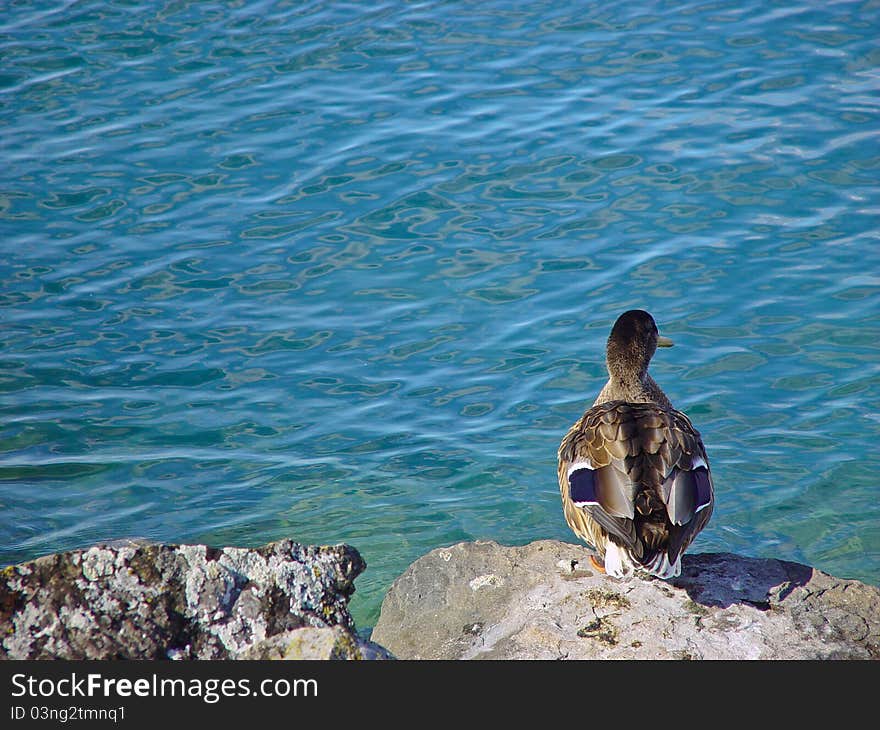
[557,310,714,579]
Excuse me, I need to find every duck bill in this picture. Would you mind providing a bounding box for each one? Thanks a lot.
[656,335,674,348]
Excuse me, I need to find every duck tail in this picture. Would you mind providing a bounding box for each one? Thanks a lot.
[640,550,681,579]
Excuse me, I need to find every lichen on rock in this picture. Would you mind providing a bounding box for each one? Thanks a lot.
[0,538,381,660]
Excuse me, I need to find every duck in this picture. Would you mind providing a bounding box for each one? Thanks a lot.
[557,309,714,579]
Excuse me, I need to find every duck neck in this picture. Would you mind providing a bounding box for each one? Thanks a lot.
[594,371,672,409]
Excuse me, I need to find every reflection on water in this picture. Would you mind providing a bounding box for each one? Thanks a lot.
[1,0,878,627]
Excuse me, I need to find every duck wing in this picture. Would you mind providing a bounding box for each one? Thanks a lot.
[558,400,714,566]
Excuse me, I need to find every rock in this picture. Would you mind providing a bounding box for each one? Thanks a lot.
[371,540,880,660]
[0,538,391,660]
[235,626,395,660]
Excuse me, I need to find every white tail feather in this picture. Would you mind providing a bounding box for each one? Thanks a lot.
[603,544,683,580]
[604,543,635,578]
[642,551,682,579]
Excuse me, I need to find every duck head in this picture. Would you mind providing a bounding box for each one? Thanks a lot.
[605,309,674,381]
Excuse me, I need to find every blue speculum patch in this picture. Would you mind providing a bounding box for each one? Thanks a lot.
[694,467,712,512]
[569,468,598,505]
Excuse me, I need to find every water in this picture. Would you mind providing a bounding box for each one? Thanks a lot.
[1,0,878,630]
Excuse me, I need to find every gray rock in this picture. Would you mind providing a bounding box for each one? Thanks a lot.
[0,539,375,660]
[371,540,880,660]
[235,626,395,660]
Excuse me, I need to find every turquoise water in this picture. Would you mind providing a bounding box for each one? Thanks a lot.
[1,0,878,630]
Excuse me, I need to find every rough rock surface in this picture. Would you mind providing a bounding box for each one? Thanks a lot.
[0,538,386,660]
[371,540,880,660]
[236,626,394,660]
